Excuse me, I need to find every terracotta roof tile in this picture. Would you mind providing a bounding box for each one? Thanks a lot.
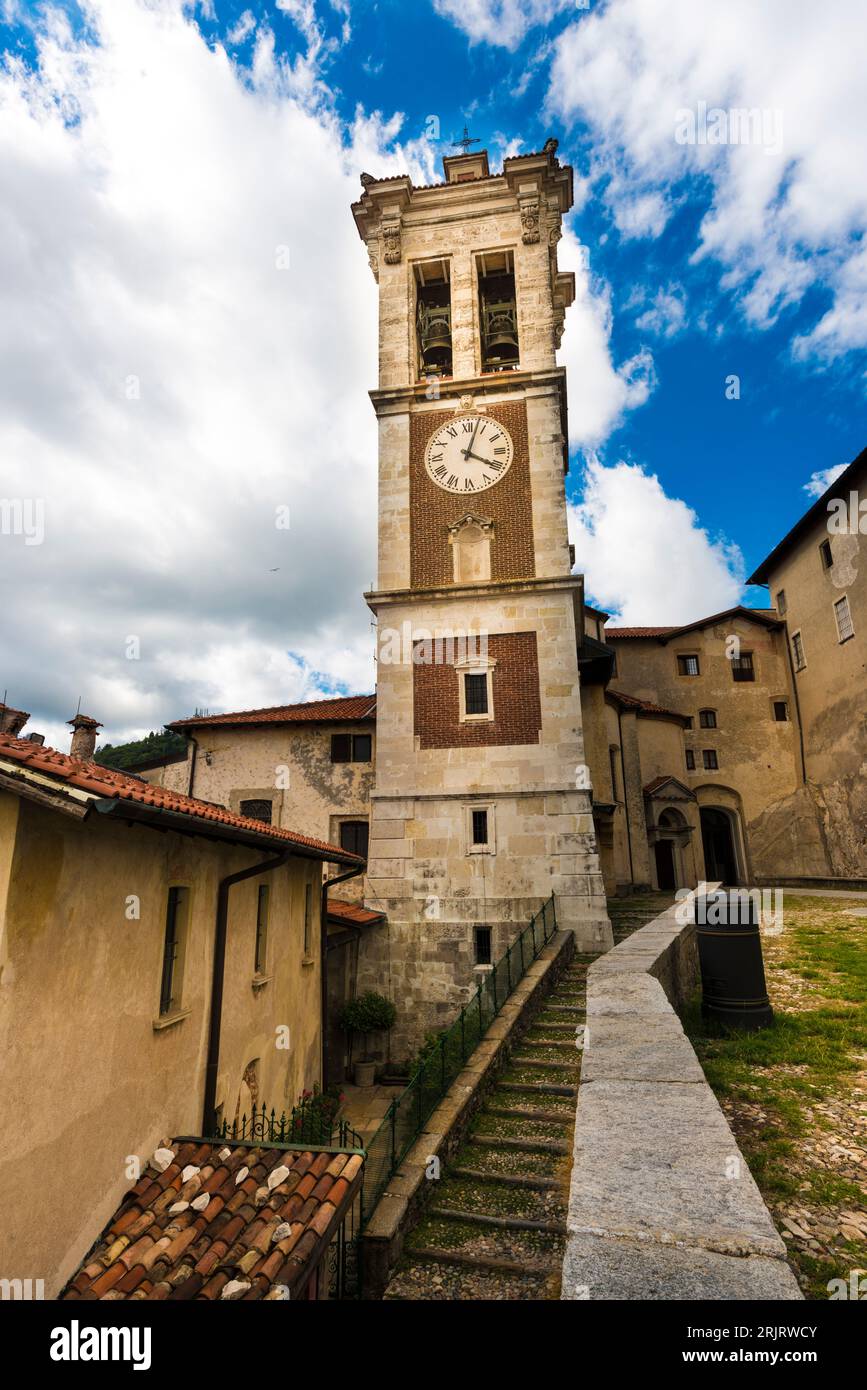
[327,898,386,928]
[0,731,362,865]
[168,693,376,730]
[606,689,689,723]
[60,1139,364,1301]
[604,627,677,639]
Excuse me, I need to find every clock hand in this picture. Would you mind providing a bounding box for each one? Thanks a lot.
[460,419,481,460]
[465,450,500,466]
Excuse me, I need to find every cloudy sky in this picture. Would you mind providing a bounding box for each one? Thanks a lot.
[1,0,865,749]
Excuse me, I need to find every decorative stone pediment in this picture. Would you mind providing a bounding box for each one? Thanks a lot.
[447,512,494,538]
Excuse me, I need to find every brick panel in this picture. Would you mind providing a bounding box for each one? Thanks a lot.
[410,401,535,588]
[414,631,542,749]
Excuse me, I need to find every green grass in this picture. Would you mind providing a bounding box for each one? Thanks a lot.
[681,894,867,1300]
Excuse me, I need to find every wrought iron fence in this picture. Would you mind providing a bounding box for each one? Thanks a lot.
[360,894,558,1225]
[215,1098,362,1151]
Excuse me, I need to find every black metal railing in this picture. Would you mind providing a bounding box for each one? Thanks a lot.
[215,1098,363,1151]
[360,894,558,1225]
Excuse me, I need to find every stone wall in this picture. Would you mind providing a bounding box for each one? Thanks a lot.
[561,894,802,1300]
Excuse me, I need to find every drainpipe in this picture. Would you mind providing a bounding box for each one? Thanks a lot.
[201,850,290,1135]
[320,860,365,1090]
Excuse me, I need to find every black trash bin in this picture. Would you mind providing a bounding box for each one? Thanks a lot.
[695,889,774,1031]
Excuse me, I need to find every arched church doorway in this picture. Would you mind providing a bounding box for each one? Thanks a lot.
[700,807,739,885]
[654,838,676,890]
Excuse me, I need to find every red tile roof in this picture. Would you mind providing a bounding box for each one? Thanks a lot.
[605,689,689,723]
[0,732,363,864]
[168,694,376,731]
[60,1139,364,1301]
[605,627,678,639]
[605,607,783,642]
[327,898,385,928]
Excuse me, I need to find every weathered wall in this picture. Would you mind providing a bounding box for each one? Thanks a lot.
[761,497,866,877]
[0,792,322,1295]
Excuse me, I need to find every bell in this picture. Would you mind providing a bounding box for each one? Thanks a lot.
[482,300,519,363]
[418,302,452,370]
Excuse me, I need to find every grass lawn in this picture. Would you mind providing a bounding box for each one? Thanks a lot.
[681,892,867,1300]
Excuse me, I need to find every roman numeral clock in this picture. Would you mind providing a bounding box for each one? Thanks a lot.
[425,414,514,494]
[350,140,612,1056]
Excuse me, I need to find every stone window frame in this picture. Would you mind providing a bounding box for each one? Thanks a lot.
[775,587,787,616]
[698,708,717,729]
[154,884,192,1030]
[819,537,833,570]
[702,748,720,771]
[253,882,271,986]
[676,653,700,677]
[464,801,496,856]
[772,699,789,722]
[791,629,807,672]
[456,654,497,724]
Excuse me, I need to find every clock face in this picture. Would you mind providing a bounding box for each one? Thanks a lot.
[424,413,514,495]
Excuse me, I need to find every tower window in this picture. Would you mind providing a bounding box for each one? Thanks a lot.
[677,654,700,676]
[773,701,789,722]
[685,749,695,770]
[819,538,833,569]
[477,250,519,372]
[731,652,755,682]
[415,259,452,379]
[702,749,719,770]
[471,809,489,845]
[699,709,717,729]
[474,926,492,965]
[464,673,489,715]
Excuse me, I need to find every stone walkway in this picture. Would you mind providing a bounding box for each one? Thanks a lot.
[338,1083,404,1148]
[383,954,596,1299]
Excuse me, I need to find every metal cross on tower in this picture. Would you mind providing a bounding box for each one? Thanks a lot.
[453,126,480,153]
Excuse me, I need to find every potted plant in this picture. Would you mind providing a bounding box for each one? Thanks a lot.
[339,991,397,1087]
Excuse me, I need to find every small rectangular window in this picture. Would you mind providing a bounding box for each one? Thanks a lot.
[820,538,833,569]
[834,595,854,642]
[792,630,806,671]
[732,652,755,682]
[239,798,272,824]
[471,809,489,845]
[303,882,314,958]
[474,925,492,965]
[339,820,369,858]
[683,716,694,730]
[699,709,717,729]
[464,673,489,715]
[677,654,700,676]
[352,733,372,762]
[159,887,188,1016]
[255,884,270,975]
[702,749,719,770]
[773,701,789,722]
[685,749,695,771]
[330,733,351,763]
[609,746,619,798]
[776,589,787,616]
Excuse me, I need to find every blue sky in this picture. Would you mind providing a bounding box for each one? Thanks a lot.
[0,0,865,743]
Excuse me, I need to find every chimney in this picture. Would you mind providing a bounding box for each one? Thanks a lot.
[0,703,30,737]
[67,713,102,762]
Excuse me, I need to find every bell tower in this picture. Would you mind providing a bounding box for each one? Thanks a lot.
[352,139,612,1052]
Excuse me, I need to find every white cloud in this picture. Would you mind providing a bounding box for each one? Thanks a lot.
[558,229,657,446]
[0,0,429,745]
[546,0,867,361]
[569,456,745,623]
[432,0,576,51]
[803,464,848,500]
[633,284,688,340]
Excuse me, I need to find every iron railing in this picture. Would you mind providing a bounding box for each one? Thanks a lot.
[360,894,558,1225]
[215,1098,363,1151]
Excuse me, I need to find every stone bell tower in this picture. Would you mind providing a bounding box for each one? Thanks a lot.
[351,140,611,1053]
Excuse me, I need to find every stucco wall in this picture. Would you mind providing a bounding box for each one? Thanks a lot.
[0,791,322,1295]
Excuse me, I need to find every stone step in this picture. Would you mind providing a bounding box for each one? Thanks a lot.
[428,1206,565,1236]
[544,1004,584,1015]
[485,1104,574,1124]
[471,1134,570,1155]
[383,1257,556,1300]
[399,1246,560,1279]
[497,1081,577,1097]
[512,1056,578,1073]
[449,1165,561,1191]
[407,1216,563,1271]
[522,1037,579,1050]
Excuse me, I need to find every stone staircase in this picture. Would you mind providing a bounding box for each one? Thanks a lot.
[383,955,596,1300]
